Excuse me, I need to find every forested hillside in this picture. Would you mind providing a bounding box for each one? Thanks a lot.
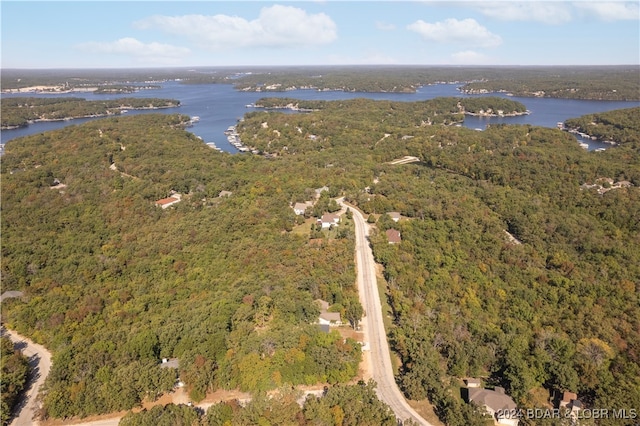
[2,96,639,425]
[1,114,362,419]
[237,100,640,425]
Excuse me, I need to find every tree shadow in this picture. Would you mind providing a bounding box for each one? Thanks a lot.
[7,343,42,425]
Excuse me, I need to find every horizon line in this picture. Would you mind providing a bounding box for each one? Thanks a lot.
[3,64,639,70]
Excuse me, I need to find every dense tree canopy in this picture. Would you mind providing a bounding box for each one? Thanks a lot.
[1,97,180,129]
[1,336,30,426]
[238,100,640,424]
[1,113,362,419]
[2,95,639,425]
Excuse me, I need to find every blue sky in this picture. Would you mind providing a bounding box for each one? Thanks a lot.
[1,1,638,68]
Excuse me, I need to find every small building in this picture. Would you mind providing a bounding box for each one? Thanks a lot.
[155,194,181,209]
[160,358,179,369]
[387,212,401,222]
[293,202,309,215]
[559,391,582,416]
[386,229,401,244]
[315,186,329,198]
[315,299,342,326]
[466,386,518,426]
[464,378,482,388]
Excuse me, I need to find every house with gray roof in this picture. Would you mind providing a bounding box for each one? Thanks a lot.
[465,383,518,426]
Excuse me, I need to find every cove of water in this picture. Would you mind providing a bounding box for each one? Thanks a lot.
[2,81,638,153]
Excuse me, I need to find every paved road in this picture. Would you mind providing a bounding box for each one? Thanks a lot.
[2,328,52,426]
[343,201,432,426]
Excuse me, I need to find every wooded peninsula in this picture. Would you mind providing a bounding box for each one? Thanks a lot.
[1,91,638,425]
[1,97,180,129]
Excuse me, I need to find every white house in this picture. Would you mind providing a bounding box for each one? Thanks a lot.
[315,299,342,326]
[319,213,340,229]
[293,202,309,215]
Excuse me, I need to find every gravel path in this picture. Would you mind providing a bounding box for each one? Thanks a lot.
[2,328,52,426]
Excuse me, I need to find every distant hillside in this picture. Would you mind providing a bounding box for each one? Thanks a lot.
[458,66,640,101]
[2,66,638,100]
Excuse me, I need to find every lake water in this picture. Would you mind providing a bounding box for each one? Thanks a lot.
[2,81,638,152]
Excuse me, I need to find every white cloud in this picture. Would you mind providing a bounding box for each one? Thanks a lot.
[407,18,502,47]
[471,2,573,24]
[450,50,491,64]
[452,1,637,23]
[134,5,337,50]
[573,1,640,21]
[75,38,190,63]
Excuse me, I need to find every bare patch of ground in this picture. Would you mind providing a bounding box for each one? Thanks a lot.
[407,400,446,426]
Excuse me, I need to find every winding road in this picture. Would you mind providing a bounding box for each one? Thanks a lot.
[1,327,51,426]
[342,200,432,426]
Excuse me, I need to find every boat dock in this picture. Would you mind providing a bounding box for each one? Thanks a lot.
[206,142,223,152]
[224,125,252,153]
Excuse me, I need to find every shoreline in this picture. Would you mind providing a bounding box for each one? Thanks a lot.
[563,127,619,146]
[1,86,99,94]
[1,105,179,130]
[463,110,530,118]
[1,85,160,95]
